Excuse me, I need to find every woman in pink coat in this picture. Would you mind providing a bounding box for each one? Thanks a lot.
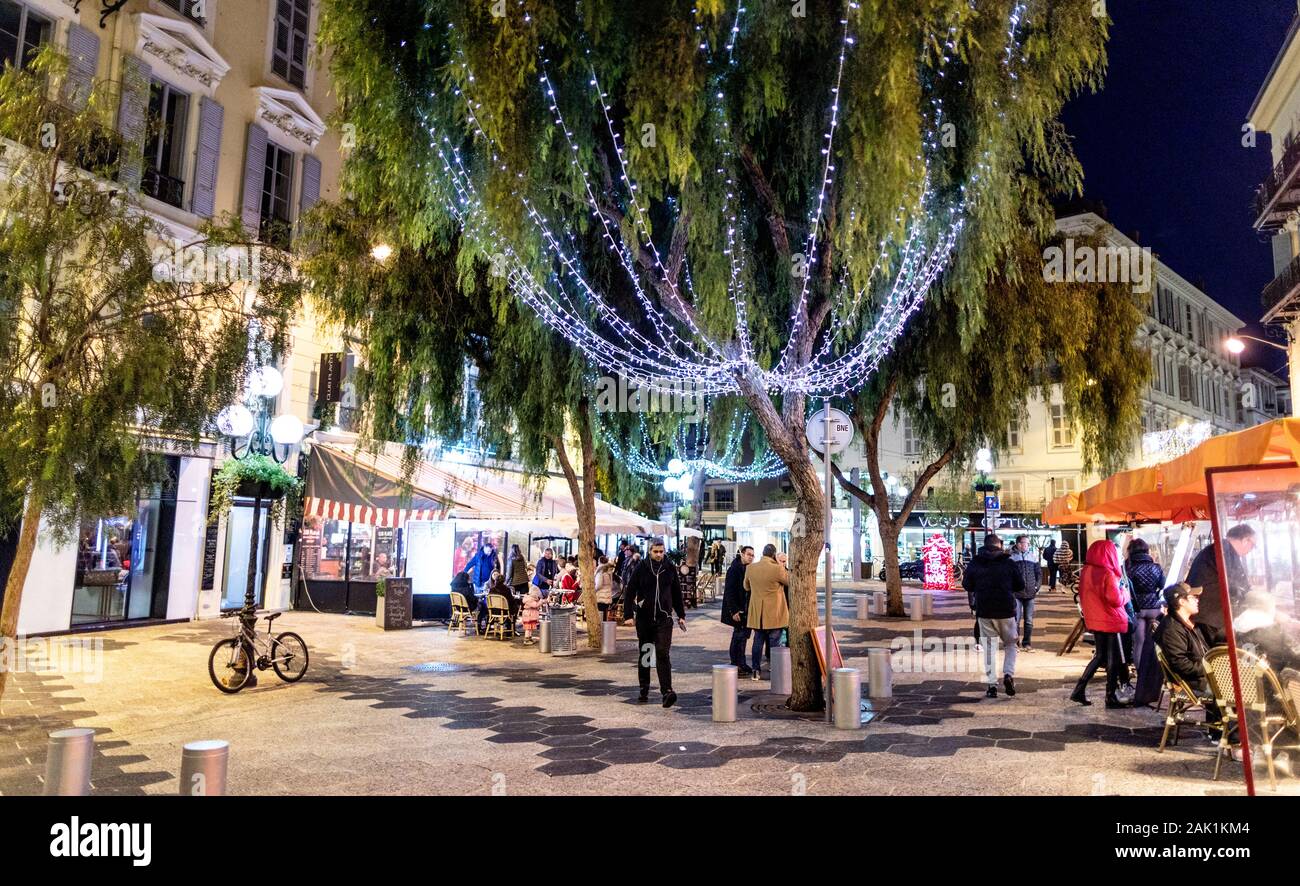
[1069,539,1131,708]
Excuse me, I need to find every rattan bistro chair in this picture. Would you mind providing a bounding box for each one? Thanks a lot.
[1155,646,1210,751]
[483,594,515,641]
[448,592,477,636]
[1205,646,1300,789]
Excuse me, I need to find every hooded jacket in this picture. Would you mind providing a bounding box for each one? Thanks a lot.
[1079,540,1129,634]
[962,547,1024,619]
[1125,550,1165,611]
[469,545,500,586]
[1008,548,1041,600]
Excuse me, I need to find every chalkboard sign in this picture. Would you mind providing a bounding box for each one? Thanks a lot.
[679,564,698,608]
[201,523,219,590]
[380,577,413,630]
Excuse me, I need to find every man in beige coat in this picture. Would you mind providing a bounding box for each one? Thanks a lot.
[744,544,789,681]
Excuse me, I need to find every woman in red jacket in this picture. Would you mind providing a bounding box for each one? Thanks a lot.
[1070,539,1131,708]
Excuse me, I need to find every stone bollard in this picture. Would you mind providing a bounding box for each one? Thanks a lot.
[601,620,617,655]
[712,665,738,722]
[925,594,935,616]
[873,591,886,615]
[180,740,229,796]
[855,594,870,621]
[44,728,95,796]
[909,596,925,621]
[832,668,862,730]
[539,620,552,654]
[770,646,793,695]
[867,646,894,699]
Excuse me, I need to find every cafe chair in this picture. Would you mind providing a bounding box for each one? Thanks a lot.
[483,594,515,641]
[1155,646,1209,751]
[448,592,477,636]
[1205,646,1299,790]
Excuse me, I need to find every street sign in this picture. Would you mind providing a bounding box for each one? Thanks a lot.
[806,407,855,454]
[984,495,1000,510]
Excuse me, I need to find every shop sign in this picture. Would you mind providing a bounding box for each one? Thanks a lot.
[912,513,1052,531]
[922,533,953,590]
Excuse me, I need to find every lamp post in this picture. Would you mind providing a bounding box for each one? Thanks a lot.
[1225,332,1297,419]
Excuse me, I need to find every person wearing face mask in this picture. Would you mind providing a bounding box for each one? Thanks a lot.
[623,541,686,707]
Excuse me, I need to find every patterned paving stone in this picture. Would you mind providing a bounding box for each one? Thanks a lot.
[537,759,609,777]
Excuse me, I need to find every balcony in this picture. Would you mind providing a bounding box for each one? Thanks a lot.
[141,167,185,209]
[1262,250,1300,322]
[1253,132,1300,232]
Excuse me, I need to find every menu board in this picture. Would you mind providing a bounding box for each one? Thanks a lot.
[380,578,413,630]
[201,523,219,591]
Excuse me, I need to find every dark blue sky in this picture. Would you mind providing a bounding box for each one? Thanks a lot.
[1060,0,1294,351]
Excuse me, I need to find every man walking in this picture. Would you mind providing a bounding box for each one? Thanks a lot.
[1042,538,1058,591]
[623,540,686,707]
[962,534,1027,698]
[721,546,755,675]
[1009,535,1041,650]
[744,544,789,682]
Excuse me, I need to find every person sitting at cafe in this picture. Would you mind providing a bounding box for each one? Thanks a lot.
[371,552,394,578]
[1153,583,1226,739]
[485,569,520,625]
[558,560,581,604]
[1235,590,1300,673]
[450,569,476,615]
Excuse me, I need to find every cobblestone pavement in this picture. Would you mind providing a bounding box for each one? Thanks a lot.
[0,584,1280,796]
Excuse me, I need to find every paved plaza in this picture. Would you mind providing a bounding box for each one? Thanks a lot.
[0,584,1276,796]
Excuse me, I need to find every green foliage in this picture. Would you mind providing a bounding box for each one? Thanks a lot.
[208,454,303,527]
[0,48,302,540]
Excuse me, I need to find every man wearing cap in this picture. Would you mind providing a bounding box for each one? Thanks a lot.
[1154,582,1225,736]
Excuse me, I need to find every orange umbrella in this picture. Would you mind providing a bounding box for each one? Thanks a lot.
[1161,418,1300,499]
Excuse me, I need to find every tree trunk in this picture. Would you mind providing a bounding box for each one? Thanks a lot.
[554,398,602,649]
[0,490,43,711]
[877,512,906,617]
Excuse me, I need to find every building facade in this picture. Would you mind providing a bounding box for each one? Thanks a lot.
[5,0,343,635]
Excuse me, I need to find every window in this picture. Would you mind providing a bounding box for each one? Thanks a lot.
[272,0,310,89]
[902,414,920,456]
[1000,477,1024,510]
[142,80,190,208]
[1177,364,1192,403]
[0,1,51,71]
[1050,403,1074,448]
[1007,417,1022,451]
[710,487,736,511]
[1050,476,1078,498]
[160,0,205,23]
[259,141,295,248]
[1150,349,1161,393]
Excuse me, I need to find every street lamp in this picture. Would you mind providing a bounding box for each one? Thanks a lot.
[1225,334,1287,355]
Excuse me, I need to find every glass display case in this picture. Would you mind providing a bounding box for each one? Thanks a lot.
[1204,462,1300,794]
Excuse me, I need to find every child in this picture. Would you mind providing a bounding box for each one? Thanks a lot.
[521,585,542,645]
[558,560,580,604]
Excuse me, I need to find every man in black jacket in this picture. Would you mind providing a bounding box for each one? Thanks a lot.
[622,540,687,707]
[962,534,1027,698]
[720,546,755,675]
[1185,524,1254,632]
[1154,583,1225,738]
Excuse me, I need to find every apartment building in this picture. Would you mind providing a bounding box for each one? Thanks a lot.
[5,0,342,635]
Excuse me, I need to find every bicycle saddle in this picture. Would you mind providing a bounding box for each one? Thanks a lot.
[265,612,282,624]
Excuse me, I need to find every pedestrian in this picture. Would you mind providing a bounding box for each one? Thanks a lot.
[1185,524,1255,633]
[709,540,726,576]
[521,585,542,645]
[508,544,529,599]
[1042,538,1059,591]
[620,547,641,589]
[595,556,615,620]
[1054,538,1073,591]
[622,540,686,707]
[533,547,559,597]
[1070,539,1131,708]
[721,545,755,675]
[962,534,1026,698]
[1154,583,1226,738]
[1124,537,1165,683]
[744,543,790,682]
[1009,534,1041,650]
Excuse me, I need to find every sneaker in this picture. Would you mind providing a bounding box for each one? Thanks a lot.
[750,670,763,682]
[662,691,678,709]
[1021,645,1033,652]
[523,638,535,646]
[986,685,998,698]
[1003,675,1016,697]
[737,666,754,677]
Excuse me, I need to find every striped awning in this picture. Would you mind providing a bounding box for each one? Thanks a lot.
[302,496,450,527]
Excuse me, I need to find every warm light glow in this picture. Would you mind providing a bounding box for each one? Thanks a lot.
[246,366,284,399]
[1225,337,1246,355]
[371,243,394,263]
[216,404,255,438]
[270,414,305,446]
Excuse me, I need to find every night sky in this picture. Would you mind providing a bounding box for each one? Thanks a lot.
[1060,0,1295,371]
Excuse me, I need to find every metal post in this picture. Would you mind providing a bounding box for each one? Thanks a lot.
[601,620,617,655]
[770,646,792,694]
[850,467,862,579]
[539,619,551,654]
[179,740,229,796]
[832,668,862,730]
[855,594,869,621]
[867,646,894,699]
[824,400,833,723]
[712,664,738,722]
[44,728,94,796]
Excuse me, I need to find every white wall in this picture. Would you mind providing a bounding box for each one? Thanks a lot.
[15,512,78,636]
[168,455,214,621]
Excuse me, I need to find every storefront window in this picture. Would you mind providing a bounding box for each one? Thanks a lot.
[299,516,403,581]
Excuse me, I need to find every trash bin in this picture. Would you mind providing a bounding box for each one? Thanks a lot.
[550,604,577,656]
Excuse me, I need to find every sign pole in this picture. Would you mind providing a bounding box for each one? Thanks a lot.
[824,400,833,723]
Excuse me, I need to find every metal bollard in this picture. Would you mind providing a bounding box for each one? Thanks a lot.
[855,594,870,621]
[539,620,551,654]
[44,728,95,796]
[832,668,862,730]
[909,596,924,621]
[925,594,935,616]
[770,646,792,695]
[867,646,894,699]
[712,665,738,722]
[179,740,229,796]
[601,620,617,655]
[873,591,885,615]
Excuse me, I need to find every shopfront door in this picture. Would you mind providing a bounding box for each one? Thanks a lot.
[221,498,273,611]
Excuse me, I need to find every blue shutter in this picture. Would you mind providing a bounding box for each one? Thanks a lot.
[299,153,320,215]
[63,24,99,110]
[191,96,225,218]
[115,55,151,191]
[240,123,268,235]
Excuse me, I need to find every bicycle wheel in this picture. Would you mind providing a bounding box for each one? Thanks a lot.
[271,632,309,683]
[208,638,253,693]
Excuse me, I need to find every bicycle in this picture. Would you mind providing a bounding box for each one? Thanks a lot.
[208,610,310,693]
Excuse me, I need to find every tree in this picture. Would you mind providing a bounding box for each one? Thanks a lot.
[829,227,1149,616]
[0,51,300,705]
[317,0,1112,710]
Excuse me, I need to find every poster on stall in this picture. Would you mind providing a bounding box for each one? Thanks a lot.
[922,533,954,590]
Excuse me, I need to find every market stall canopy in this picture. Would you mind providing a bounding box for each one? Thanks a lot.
[677,526,705,539]
[1042,492,1098,525]
[308,439,667,536]
[1161,418,1300,498]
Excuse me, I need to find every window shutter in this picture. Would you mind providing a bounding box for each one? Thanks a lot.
[191,96,225,218]
[63,24,99,110]
[299,153,320,215]
[115,55,151,191]
[240,122,269,235]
